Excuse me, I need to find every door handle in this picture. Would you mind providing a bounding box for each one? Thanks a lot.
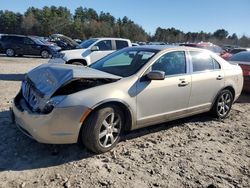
[216,75,223,80]
[178,80,189,87]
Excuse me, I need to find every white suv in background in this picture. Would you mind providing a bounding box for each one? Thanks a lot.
[49,38,132,65]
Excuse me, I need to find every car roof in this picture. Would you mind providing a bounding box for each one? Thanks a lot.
[1,34,26,37]
[93,37,130,41]
[130,45,207,52]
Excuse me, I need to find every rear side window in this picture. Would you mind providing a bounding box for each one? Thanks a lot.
[11,36,24,44]
[190,51,220,72]
[213,59,221,69]
[1,36,11,42]
[115,40,129,50]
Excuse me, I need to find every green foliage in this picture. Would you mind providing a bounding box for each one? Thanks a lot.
[0,10,22,34]
[213,29,229,40]
[153,27,249,47]
[0,6,249,47]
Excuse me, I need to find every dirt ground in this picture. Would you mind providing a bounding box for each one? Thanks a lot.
[0,55,249,188]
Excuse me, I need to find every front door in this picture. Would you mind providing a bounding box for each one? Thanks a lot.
[90,40,114,63]
[136,51,191,128]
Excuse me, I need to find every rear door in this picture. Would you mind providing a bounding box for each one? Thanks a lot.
[23,37,41,55]
[10,36,25,54]
[188,51,224,108]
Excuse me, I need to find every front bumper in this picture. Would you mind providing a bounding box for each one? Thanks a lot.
[48,58,66,64]
[12,96,89,144]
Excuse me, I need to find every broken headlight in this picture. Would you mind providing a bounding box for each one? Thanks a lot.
[42,96,66,114]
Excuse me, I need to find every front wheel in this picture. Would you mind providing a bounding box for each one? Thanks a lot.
[211,89,233,119]
[81,105,124,153]
[41,50,50,58]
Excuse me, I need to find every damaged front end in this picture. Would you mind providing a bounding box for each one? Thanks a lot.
[16,63,121,114]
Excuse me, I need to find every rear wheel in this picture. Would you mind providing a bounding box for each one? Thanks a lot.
[211,89,233,119]
[6,48,15,57]
[41,50,50,58]
[81,105,124,153]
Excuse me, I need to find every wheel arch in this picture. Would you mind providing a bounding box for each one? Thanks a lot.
[77,99,134,144]
[223,86,235,100]
[211,85,236,109]
[90,99,134,132]
[40,48,49,53]
[66,59,87,66]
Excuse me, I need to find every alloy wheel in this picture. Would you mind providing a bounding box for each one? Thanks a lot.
[6,49,14,57]
[99,112,121,148]
[217,92,232,117]
[41,50,49,58]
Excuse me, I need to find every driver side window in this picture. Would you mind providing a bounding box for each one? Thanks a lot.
[95,40,112,51]
[24,38,34,45]
[152,51,186,76]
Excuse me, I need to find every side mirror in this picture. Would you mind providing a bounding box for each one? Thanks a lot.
[91,46,99,51]
[146,70,165,80]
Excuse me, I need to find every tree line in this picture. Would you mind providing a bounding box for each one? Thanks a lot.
[153,27,250,47]
[0,6,249,47]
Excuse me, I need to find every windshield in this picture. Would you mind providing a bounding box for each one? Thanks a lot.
[37,37,50,44]
[79,39,98,48]
[30,37,45,45]
[90,48,158,77]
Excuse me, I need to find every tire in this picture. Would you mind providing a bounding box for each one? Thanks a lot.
[41,50,50,58]
[6,48,15,57]
[81,105,124,153]
[211,89,233,119]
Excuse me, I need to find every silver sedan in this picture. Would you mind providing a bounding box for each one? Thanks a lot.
[12,46,243,153]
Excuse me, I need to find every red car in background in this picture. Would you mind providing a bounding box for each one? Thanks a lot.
[197,42,224,55]
[180,42,224,55]
[229,51,250,93]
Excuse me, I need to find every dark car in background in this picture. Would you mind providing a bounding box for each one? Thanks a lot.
[49,34,81,50]
[179,43,199,48]
[0,35,61,58]
[229,51,250,93]
[31,36,58,46]
[221,48,250,60]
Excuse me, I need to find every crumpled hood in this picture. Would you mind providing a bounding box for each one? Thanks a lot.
[27,63,121,96]
[22,63,121,112]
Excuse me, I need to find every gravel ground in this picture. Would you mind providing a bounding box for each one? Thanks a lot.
[0,56,249,188]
